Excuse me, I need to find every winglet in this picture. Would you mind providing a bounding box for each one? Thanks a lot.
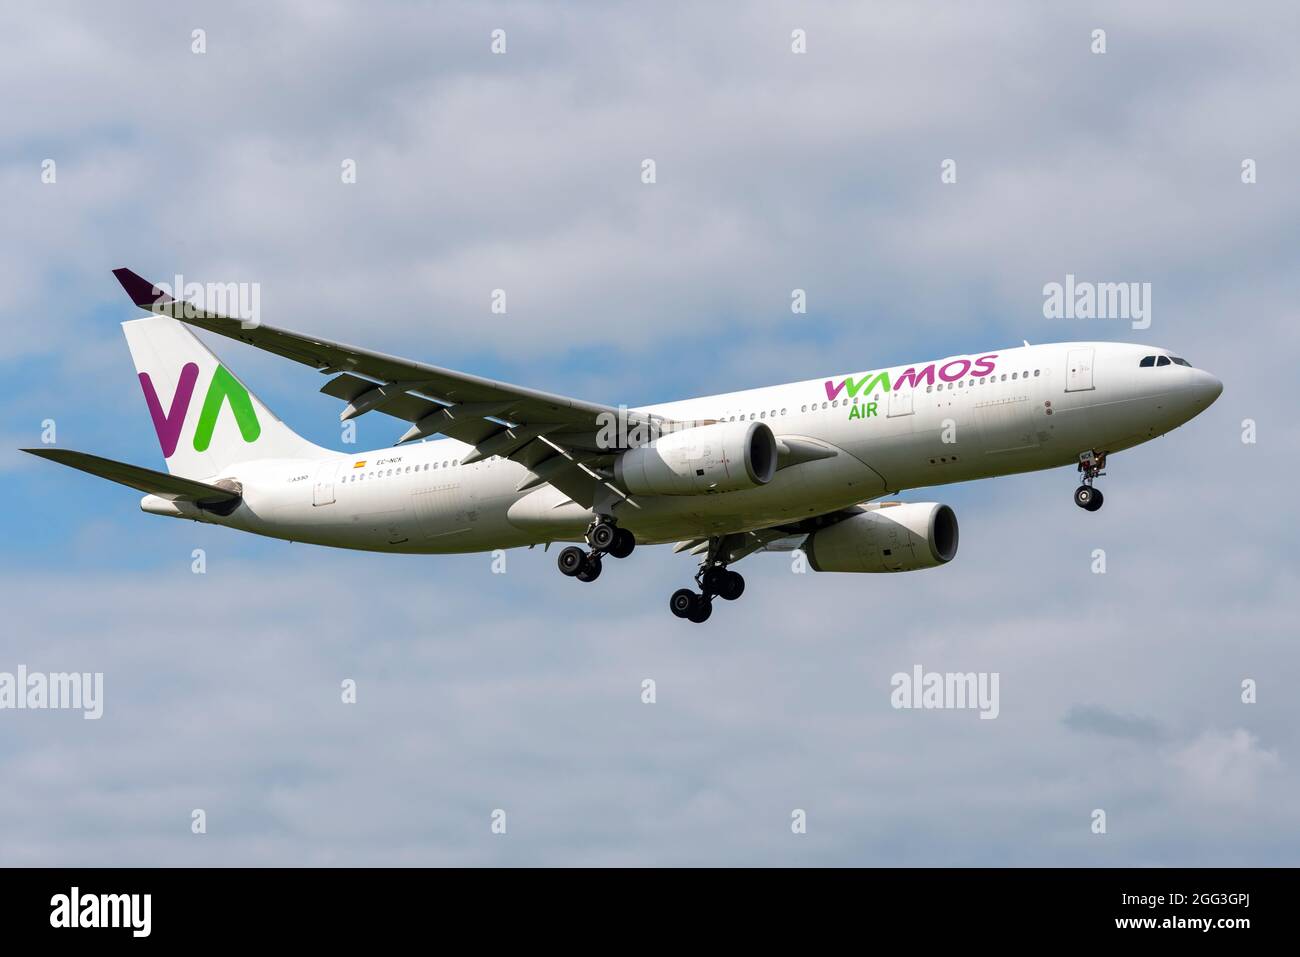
[112,268,174,309]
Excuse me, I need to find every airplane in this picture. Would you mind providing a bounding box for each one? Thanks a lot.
[22,268,1223,623]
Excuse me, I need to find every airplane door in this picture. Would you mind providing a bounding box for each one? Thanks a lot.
[887,387,914,418]
[312,463,337,506]
[1065,348,1095,393]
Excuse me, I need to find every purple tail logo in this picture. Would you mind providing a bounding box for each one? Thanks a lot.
[138,362,200,458]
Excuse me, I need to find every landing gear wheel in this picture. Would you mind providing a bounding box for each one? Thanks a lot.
[588,522,616,550]
[607,528,636,559]
[1075,451,1108,512]
[670,588,696,618]
[701,567,727,595]
[576,555,603,582]
[557,546,586,576]
[686,595,713,623]
[1074,485,1101,511]
[717,570,745,601]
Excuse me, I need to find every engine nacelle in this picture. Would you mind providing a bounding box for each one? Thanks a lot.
[614,421,778,496]
[804,502,959,572]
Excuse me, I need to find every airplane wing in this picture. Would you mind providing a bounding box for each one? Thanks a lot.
[112,268,672,509]
[21,448,241,505]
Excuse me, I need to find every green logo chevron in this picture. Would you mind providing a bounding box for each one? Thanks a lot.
[192,365,261,451]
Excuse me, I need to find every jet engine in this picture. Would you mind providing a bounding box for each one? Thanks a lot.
[804,502,958,572]
[614,421,778,496]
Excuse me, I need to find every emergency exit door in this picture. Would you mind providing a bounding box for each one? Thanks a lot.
[312,463,337,506]
[1065,348,1095,392]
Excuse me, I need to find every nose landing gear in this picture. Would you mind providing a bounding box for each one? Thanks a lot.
[556,519,636,582]
[1074,450,1107,511]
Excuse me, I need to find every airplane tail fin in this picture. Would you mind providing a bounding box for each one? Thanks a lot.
[121,315,328,479]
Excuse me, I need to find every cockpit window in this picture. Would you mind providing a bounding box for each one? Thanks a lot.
[1156,355,1171,367]
[1139,356,1156,367]
[1171,356,1191,366]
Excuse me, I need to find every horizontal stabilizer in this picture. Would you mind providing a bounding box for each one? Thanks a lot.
[21,448,241,504]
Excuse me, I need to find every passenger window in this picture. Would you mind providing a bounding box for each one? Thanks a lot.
[1033,370,1040,376]
[760,411,766,418]
[1156,356,1171,367]
[801,405,807,412]
[1012,373,1018,380]
[1000,374,1007,381]
[926,386,932,393]
[780,408,787,415]
[1139,356,1155,367]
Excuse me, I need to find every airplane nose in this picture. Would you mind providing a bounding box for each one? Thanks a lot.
[1195,370,1223,406]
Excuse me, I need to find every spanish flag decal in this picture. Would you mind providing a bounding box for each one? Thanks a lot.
[353,460,366,468]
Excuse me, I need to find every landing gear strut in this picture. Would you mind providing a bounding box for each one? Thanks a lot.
[669,539,746,623]
[1074,450,1107,512]
[556,519,635,582]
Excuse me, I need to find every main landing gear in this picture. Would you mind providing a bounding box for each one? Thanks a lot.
[669,542,746,624]
[1074,450,1107,512]
[556,518,636,583]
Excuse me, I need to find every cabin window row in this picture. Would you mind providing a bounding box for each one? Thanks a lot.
[926,369,1041,393]
[342,460,459,483]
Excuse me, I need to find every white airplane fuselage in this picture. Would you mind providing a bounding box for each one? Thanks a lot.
[144,341,1221,552]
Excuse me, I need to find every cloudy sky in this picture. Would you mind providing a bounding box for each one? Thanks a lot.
[2,0,1297,865]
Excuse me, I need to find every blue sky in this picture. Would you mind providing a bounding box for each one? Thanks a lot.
[1,0,1298,865]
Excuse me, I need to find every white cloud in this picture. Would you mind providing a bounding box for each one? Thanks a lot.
[1169,729,1281,806]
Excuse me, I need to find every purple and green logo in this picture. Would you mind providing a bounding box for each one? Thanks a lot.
[824,353,999,401]
[138,362,260,457]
